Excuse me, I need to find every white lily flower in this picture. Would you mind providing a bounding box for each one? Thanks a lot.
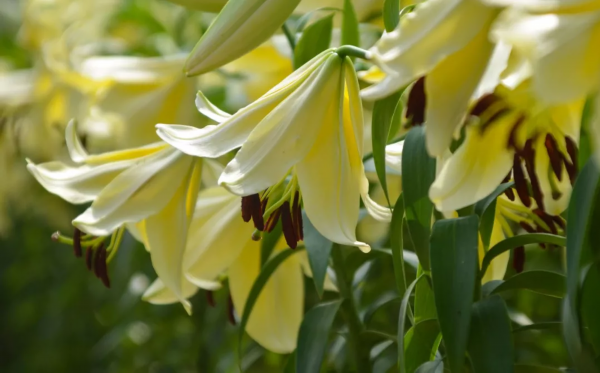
[157,50,391,252]
[143,186,304,353]
[27,121,208,314]
[185,0,301,76]
[361,0,500,157]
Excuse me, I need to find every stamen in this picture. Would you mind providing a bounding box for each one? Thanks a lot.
[264,207,281,233]
[406,77,426,126]
[501,172,515,201]
[242,194,264,231]
[206,290,216,307]
[506,115,525,151]
[470,93,500,117]
[241,196,252,223]
[227,293,236,325]
[519,221,535,233]
[533,209,557,235]
[281,201,298,249]
[551,215,566,230]
[73,228,83,258]
[512,154,531,207]
[512,246,525,273]
[292,191,303,241]
[545,134,563,181]
[522,140,545,211]
[563,136,578,185]
[85,247,93,271]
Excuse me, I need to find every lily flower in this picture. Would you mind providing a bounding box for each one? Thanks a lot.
[361,0,503,157]
[143,186,305,353]
[27,121,209,313]
[428,81,584,216]
[185,0,301,75]
[157,50,391,252]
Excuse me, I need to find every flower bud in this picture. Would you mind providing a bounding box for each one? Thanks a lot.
[185,0,301,76]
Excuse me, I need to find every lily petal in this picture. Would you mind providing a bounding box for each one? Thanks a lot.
[429,116,516,212]
[385,141,404,173]
[195,91,232,123]
[229,242,303,353]
[142,277,200,305]
[219,55,342,195]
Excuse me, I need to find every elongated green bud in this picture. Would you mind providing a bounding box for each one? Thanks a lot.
[185,0,301,76]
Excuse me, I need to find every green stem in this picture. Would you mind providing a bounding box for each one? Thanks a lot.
[335,45,372,60]
[281,22,296,51]
[331,244,372,373]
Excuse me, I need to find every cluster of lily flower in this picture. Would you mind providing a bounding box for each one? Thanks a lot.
[3,0,600,354]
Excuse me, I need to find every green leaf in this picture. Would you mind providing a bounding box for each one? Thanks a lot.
[341,0,360,47]
[403,126,436,270]
[294,14,334,69]
[581,264,600,355]
[468,295,514,373]
[296,300,342,373]
[490,270,566,298]
[404,319,441,373]
[514,365,562,373]
[512,322,562,333]
[363,293,400,325]
[284,351,297,373]
[578,95,596,170]
[430,215,479,373]
[383,0,400,32]
[480,233,566,279]
[372,90,403,206]
[391,194,408,298]
[398,274,428,373]
[414,265,437,323]
[302,212,333,298]
[563,160,600,372]
[260,221,282,267]
[238,248,303,358]
[474,182,514,250]
[294,7,341,34]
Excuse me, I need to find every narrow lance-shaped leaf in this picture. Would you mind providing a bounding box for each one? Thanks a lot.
[398,274,428,373]
[294,14,334,69]
[404,319,441,373]
[430,215,479,373]
[372,90,403,207]
[402,126,436,270]
[390,194,407,297]
[491,270,566,299]
[302,211,333,298]
[296,300,342,373]
[341,0,360,47]
[383,0,400,32]
[467,295,514,373]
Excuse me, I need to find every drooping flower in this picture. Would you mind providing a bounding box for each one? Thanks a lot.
[361,0,504,157]
[157,49,391,252]
[27,121,210,313]
[143,186,305,353]
[428,81,583,216]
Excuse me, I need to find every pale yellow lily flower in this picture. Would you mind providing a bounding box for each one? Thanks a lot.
[27,121,207,313]
[429,81,583,216]
[361,0,501,157]
[157,50,391,252]
[143,186,304,353]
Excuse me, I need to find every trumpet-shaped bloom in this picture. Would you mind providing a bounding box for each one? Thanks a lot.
[27,121,206,313]
[157,50,391,252]
[361,0,501,157]
[428,82,583,216]
[185,0,301,76]
[143,186,304,353]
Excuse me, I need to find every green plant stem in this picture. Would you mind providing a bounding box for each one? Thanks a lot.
[331,244,372,373]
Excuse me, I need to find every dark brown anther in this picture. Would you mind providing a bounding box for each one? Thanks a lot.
[206,290,216,307]
[512,154,531,207]
[406,77,426,126]
[85,247,93,271]
[470,93,500,117]
[482,108,511,131]
[241,196,252,222]
[73,228,83,258]
[260,196,269,214]
[533,209,557,235]
[545,134,563,181]
[519,221,535,233]
[281,201,298,249]
[249,194,265,231]
[227,293,236,325]
[506,115,525,151]
[504,188,516,201]
[564,159,577,185]
[551,214,566,230]
[264,207,282,233]
[522,140,545,211]
[98,246,110,288]
[292,192,304,241]
[513,246,525,273]
[565,136,578,169]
